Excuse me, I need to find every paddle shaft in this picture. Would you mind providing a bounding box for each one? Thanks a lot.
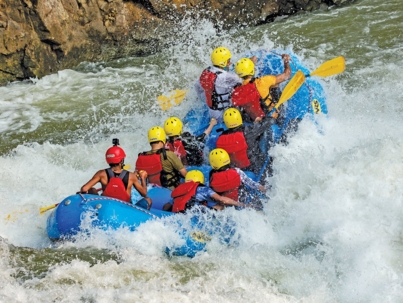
[39,188,102,215]
[272,56,345,114]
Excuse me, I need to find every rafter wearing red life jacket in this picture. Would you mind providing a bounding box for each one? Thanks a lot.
[166,135,205,167]
[171,181,200,213]
[216,129,250,169]
[209,168,241,201]
[200,67,231,110]
[165,138,188,166]
[231,78,265,121]
[135,148,181,188]
[102,168,131,202]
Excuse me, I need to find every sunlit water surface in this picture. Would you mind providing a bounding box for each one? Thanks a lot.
[1,0,403,302]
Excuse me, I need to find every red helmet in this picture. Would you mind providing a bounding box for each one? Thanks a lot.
[105,146,126,164]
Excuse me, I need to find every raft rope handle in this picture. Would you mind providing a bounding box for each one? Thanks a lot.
[82,196,159,219]
[78,193,87,203]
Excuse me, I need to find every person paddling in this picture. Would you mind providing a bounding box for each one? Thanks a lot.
[216,108,273,180]
[164,116,217,166]
[231,55,291,122]
[165,170,246,212]
[79,139,151,208]
[209,148,266,205]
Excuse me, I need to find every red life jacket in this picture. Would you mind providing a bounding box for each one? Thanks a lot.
[136,149,181,188]
[102,168,131,202]
[231,80,265,121]
[199,67,231,110]
[135,151,163,186]
[216,131,250,169]
[209,168,241,201]
[166,139,187,166]
[171,181,199,213]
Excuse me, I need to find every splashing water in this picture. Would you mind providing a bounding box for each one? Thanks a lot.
[1,0,403,301]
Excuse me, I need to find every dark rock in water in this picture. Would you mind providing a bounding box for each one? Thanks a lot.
[0,0,352,85]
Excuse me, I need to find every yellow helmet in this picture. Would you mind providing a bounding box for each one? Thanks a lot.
[223,108,243,129]
[209,148,231,170]
[164,116,183,137]
[211,47,232,68]
[235,58,255,77]
[148,126,166,144]
[185,170,205,184]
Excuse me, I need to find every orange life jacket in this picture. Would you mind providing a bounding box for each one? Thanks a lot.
[200,67,231,110]
[209,168,241,201]
[216,131,250,169]
[171,181,200,213]
[102,168,131,202]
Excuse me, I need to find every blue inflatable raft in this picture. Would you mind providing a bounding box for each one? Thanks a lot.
[46,49,327,257]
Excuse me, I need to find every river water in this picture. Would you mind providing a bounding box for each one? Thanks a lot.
[1,0,403,301]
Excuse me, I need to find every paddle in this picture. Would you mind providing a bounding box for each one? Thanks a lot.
[39,204,59,215]
[39,187,104,215]
[157,89,188,111]
[275,70,305,109]
[308,56,345,78]
[269,56,346,118]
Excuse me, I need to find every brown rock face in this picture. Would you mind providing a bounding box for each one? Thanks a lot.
[0,0,350,85]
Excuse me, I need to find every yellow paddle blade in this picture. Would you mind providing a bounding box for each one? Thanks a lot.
[173,89,188,105]
[157,95,170,111]
[310,56,345,78]
[275,70,306,109]
[39,204,58,215]
[157,89,188,111]
[123,164,131,170]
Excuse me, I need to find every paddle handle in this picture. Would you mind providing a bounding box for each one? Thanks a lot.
[39,203,59,215]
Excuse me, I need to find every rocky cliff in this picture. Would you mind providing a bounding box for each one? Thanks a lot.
[0,0,351,85]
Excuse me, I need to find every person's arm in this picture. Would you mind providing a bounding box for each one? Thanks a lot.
[132,170,148,197]
[179,168,187,178]
[203,118,217,139]
[211,193,245,207]
[236,168,266,192]
[132,170,152,209]
[80,170,102,193]
[274,54,291,85]
[244,117,275,143]
[167,150,187,178]
[250,55,258,64]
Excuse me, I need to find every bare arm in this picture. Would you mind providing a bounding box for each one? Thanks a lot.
[203,118,218,137]
[133,170,152,209]
[80,170,103,193]
[274,54,291,85]
[132,171,148,197]
[211,193,245,207]
[179,168,188,178]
